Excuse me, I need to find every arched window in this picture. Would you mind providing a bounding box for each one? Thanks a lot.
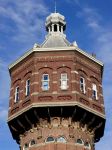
[15,86,20,103]
[60,73,68,90]
[76,139,83,145]
[23,143,29,150]
[80,76,86,94]
[42,74,49,91]
[25,79,30,96]
[46,136,55,143]
[29,139,36,147]
[56,136,67,143]
[92,83,98,100]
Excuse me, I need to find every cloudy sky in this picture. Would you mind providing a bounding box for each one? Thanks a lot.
[0,0,112,149]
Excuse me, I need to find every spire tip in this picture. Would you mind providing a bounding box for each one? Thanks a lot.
[55,0,57,13]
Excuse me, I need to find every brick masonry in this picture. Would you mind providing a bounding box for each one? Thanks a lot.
[8,50,105,150]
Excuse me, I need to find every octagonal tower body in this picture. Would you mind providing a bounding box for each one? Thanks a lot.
[8,12,105,150]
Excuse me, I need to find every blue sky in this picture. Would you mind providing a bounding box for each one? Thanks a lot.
[0,0,112,149]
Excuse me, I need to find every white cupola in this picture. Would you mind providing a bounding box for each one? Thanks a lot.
[45,12,66,35]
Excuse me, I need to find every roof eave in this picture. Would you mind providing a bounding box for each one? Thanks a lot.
[9,46,104,70]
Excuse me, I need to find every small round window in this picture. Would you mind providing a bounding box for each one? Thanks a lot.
[23,143,29,150]
[46,136,55,143]
[56,136,66,143]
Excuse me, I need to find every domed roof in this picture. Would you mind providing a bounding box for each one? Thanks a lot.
[41,12,70,48]
[45,12,66,27]
[41,33,70,48]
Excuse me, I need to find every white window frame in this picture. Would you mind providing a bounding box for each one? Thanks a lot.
[80,77,86,94]
[60,73,68,90]
[26,79,30,96]
[42,74,49,91]
[92,83,98,100]
[14,86,19,103]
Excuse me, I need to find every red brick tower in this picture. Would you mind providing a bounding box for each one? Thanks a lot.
[8,12,105,150]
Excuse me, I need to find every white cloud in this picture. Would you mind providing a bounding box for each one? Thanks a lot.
[96,29,112,65]
[0,1,111,149]
[0,0,49,43]
[76,6,102,32]
[96,42,112,150]
[0,1,48,102]
[65,2,112,149]
[66,1,103,33]
[79,6,112,150]
[74,5,112,65]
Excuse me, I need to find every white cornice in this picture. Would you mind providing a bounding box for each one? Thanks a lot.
[9,46,103,70]
[9,48,33,70]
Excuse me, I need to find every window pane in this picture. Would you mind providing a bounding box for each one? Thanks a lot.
[61,80,67,89]
[61,73,68,90]
[24,143,28,148]
[76,139,83,144]
[17,87,19,92]
[80,77,84,84]
[27,79,30,85]
[43,81,49,90]
[92,84,97,99]
[46,137,54,142]
[24,143,29,150]
[43,75,48,80]
[30,140,36,146]
[62,80,67,86]
[80,77,85,93]
[26,79,30,96]
[42,74,49,91]
[93,84,96,90]
[27,87,30,96]
[61,74,67,80]
[84,142,90,147]
[57,136,66,143]
[15,86,19,102]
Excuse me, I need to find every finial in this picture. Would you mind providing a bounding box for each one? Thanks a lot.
[72,41,78,47]
[55,0,57,13]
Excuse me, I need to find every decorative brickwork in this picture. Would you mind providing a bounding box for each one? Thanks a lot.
[8,12,105,150]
